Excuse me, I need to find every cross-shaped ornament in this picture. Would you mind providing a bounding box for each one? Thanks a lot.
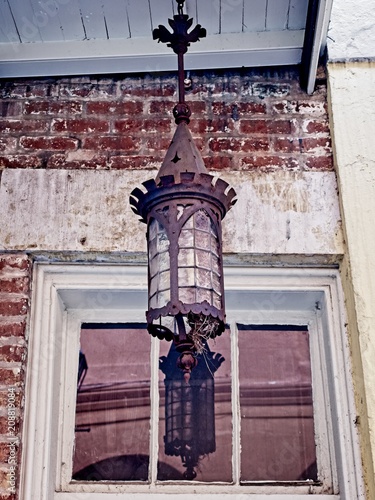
[153,0,206,123]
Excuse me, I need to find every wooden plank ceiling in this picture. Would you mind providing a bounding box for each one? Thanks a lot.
[0,0,308,42]
[0,0,329,92]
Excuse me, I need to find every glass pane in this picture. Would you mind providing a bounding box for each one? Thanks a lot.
[73,324,151,482]
[148,219,170,310]
[178,267,195,287]
[178,248,195,267]
[195,210,210,231]
[179,228,194,247]
[157,331,232,482]
[238,325,317,482]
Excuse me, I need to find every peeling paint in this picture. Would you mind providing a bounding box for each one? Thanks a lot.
[0,169,343,257]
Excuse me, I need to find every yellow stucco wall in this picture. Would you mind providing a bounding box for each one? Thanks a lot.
[328,61,375,499]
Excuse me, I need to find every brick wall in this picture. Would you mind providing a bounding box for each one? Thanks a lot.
[0,255,30,500]
[0,67,333,498]
[0,68,333,173]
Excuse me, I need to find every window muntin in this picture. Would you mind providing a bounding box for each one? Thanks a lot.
[22,265,364,499]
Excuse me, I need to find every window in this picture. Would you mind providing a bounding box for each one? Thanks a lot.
[21,264,364,499]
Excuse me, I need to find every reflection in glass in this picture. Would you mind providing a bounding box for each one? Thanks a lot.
[73,324,151,482]
[158,332,232,482]
[238,326,317,482]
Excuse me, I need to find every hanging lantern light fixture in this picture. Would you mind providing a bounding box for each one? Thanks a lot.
[130,0,236,381]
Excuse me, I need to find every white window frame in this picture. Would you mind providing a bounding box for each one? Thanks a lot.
[20,263,365,499]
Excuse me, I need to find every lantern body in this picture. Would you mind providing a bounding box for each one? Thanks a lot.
[147,198,225,345]
[130,122,236,350]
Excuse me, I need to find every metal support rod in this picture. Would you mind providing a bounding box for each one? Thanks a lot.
[178,51,185,104]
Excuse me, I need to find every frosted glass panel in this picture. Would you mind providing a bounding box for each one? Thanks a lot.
[148,218,170,309]
[177,210,222,309]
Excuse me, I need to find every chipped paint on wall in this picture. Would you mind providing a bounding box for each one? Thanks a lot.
[0,168,343,258]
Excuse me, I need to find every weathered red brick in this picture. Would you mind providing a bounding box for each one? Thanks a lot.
[212,101,266,116]
[209,137,269,153]
[209,138,239,153]
[0,278,29,295]
[0,417,21,437]
[0,256,30,273]
[189,118,235,134]
[296,101,327,116]
[203,156,233,170]
[145,136,173,152]
[0,441,20,464]
[239,119,267,134]
[240,155,299,170]
[0,322,26,338]
[27,85,49,98]
[20,136,78,151]
[188,101,206,114]
[0,102,22,117]
[59,83,92,98]
[0,300,28,317]
[0,389,22,407]
[304,155,333,171]
[0,476,16,500]
[149,100,205,115]
[47,153,108,170]
[51,119,109,134]
[0,119,49,133]
[0,138,17,153]
[240,119,292,135]
[271,100,298,114]
[210,80,239,95]
[273,138,301,153]
[0,368,23,388]
[242,138,270,152]
[12,83,49,98]
[113,118,171,134]
[86,101,143,115]
[108,155,162,169]
[302,137,331,153]
[303,119,330,135]
[0,345,25,363]
[120,83,176,97]
[23,100,82,115]
[0,155,42,168]
[149,100,175,115]
[60,83,117,99]
[82,136,140,151]
[252,83,290,97]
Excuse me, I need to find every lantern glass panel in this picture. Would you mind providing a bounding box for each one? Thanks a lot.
[177,210,222,309]
[196,288,212,304]
[179,228,194,247]
[148,218,171,310]
[213,291,222,309]
[178,287,195,304]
